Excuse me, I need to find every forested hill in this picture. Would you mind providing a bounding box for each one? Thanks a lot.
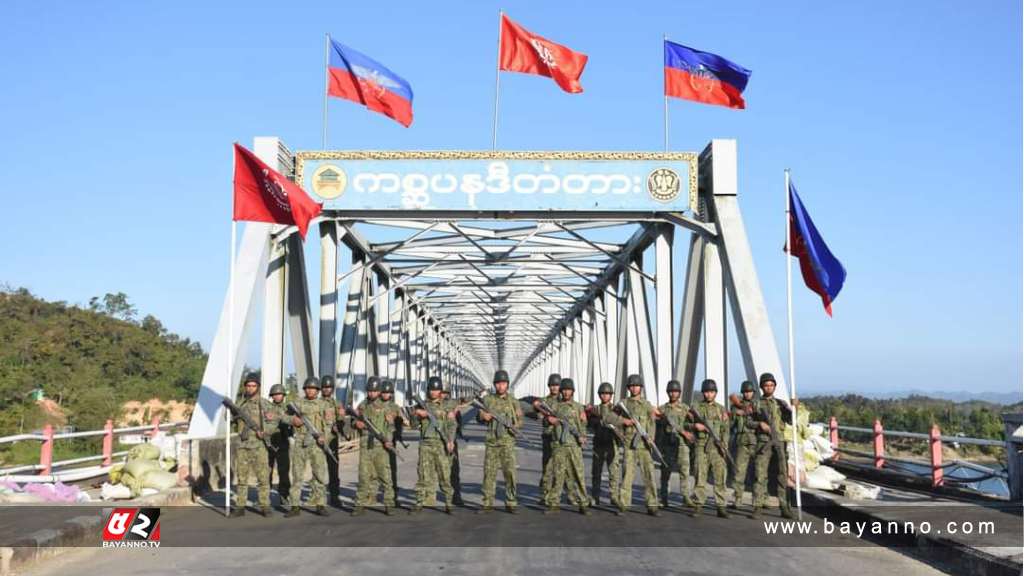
[0,287,205,435]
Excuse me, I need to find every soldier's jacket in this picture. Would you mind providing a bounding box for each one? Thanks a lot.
[590,402,624,446]
[356,397,400,449]
[481,394,522,445]
[233,395,278,449]
[550,399,585,446]
[621,395,655,448]
[443,397,462,439]
[691,400,729,448]
[415,397,454,443]
[290,397,330,448]
[657,401,691,447]
[731,397,758,445]
[540,392,559,437]
[751,397,792,442]
[267,400,292,443]
[321,395,342,436]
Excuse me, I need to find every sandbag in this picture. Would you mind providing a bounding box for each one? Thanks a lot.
[101,482,133,501]
[108,463,125,484]
[128,443,161,461]
[140,469,178,491]
[124,458,162,480]
[805,466,838,490]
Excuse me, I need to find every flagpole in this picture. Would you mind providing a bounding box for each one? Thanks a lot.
[663,34,669,152]
[491,10,503,151]
[785,168,803,520]
[322,33,330,149]
[225,218,236,517]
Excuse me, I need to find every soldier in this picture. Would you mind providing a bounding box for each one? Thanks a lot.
[409,376,456,514]
[320,374,346,508]
[751,372,795,519]
[477,369,523,514]
[538,373,562,501]
[229,373,277,517]
[442,388,465,506]
[729,380,758,509]
[690,379,730,518]
[588,382,624,514]
[540,378,590,515]
[619,374,660,516]
[267,383,292,509]
[380,379,403,503]
[285,377,331,517]
[352,377,401,516]
[657,379,695,510]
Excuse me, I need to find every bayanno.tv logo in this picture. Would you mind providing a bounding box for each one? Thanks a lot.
[102,508,161,548]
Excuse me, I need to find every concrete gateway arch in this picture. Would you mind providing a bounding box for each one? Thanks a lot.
[188,138,786,438]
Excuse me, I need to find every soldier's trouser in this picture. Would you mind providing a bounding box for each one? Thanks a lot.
[591,441,621,506]
[355,445,395,507]
[546,444,587,508]
[621,446,658,508]
[732,440,756,502]
[539,434,553,497]
[482,442,518,507]
[289,441,327,507]
[450,443,461,498]
[234,445,270,508]
[659,442,691,504]
[753,441,789,509]
[326,435,340,503]
[389,447,399,501]
[269,439,290,505]
[693,441,727,507]
[415,441,453,506]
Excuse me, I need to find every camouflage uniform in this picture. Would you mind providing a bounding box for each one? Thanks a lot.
[620,395,659,509]
[479,393,522,508]
[446,397,463,504]
[590,402,623,507]
[731,396,758,505]
[321,392,343,505]
[545,399,588,509]
[538,391,560,499]
[267,398,292,506]
[413,397,455,507]
[288,397,330,507]
[692,399,730,508]
[657,400,693,506]
[387,396,402,502]
[354,397,400,508]
[752,396,792,512]
[232,394,277,509]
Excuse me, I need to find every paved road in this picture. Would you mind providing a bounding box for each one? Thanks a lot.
[22,414,951,575]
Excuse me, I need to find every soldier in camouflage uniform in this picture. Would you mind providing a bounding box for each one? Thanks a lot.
[657,379,695,509]
[442,388,465,506]
[476,369,522,514]
[540,378,590,515]
[619,374,661,516]
[751,372,795,519]
[690,379,730,518]
[588,382,624,514]
[229,373,278,517]
[409,376,456,514]
[285,377,331,517]
[537,373,562,502]
[729,380,758,509]
[320,375,346,508]
[267,383,292,509]
[352,377,402,516]
[380,380,404,503]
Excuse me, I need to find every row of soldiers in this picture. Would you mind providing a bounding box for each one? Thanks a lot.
[227,368,794,519]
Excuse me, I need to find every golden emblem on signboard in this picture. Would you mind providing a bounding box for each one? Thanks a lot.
[312,164,346,199]
[647,168,680,202]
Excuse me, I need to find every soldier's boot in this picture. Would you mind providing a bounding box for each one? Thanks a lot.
[751,506,763,519]
[228,507,245,518]
[452,493,464,506]
[384,506,395,516]
[543,505,559,515]
[408,505,423,515]
[506,505,519,514]
[259,506,271,517]
[579,505,592,516]
[350,506,365,517]
[779,503,795,520]
[717,507,730,519]
[728,497,740,510]
[444,504,454,515]
[647,506,662,517]
[688,503,702,517]
[660,497,670,510]
[476,505,493,515]
[284,506,301,518]
[316,505,330,517]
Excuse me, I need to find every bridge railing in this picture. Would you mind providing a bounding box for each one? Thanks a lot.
[0,418,189,475]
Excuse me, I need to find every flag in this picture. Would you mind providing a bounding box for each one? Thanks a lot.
[664,40,751,109]
[499,14,588,93]
[233,144,322,239]
[787,179,846,316]
[327,38,414,127]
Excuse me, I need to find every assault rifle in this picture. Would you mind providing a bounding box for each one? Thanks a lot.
[350,408,406,461]
[536,401,583,446]
[472,394,519,438]
[408,396,454,454]
[286,402,339,467]
[661,411,695,445]
[614,402,668,468]
[222,398,277,453]
[688,406,737,471]
[585,405,626,445]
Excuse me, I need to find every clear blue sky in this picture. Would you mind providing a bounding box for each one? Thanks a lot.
[2,1,1020,399]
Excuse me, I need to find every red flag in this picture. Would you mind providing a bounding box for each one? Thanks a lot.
[232,143,322,239]
[499,14,588,94]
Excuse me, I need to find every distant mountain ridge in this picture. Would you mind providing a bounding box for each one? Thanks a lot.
[802,388,1021,406]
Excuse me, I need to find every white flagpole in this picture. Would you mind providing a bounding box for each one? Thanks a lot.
[491,10,503,151]
[225,218,236,516]
[785,168,803,520]
[663,34,669,152]
[322,33,330,150]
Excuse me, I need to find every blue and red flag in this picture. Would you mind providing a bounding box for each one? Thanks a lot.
[327,38,413,127]
[787,179,846,316]
[664,40,750,109]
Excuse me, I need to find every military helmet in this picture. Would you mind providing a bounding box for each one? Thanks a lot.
[366,377,381,392]
[740,380,755,393]
[427,376,443,391]
[380,380,394,394]
[598,382,614,395]
[269,384,286,396]
[759,372,776,387]
[559,378,575,391]
[243,372,260,385]
[302,377,320,390]
[666,379,682,393]
[493,369,510,383]
[700,379,717,393]
[626,374,643,388]
[320,375,335,389]
[547,373,562,387]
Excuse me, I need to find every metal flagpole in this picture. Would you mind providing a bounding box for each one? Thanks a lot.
[225,218,236,517]
[663,34,669,152]
[785,168,803,520]
[323,33,330,150]
[491,10,503,151]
